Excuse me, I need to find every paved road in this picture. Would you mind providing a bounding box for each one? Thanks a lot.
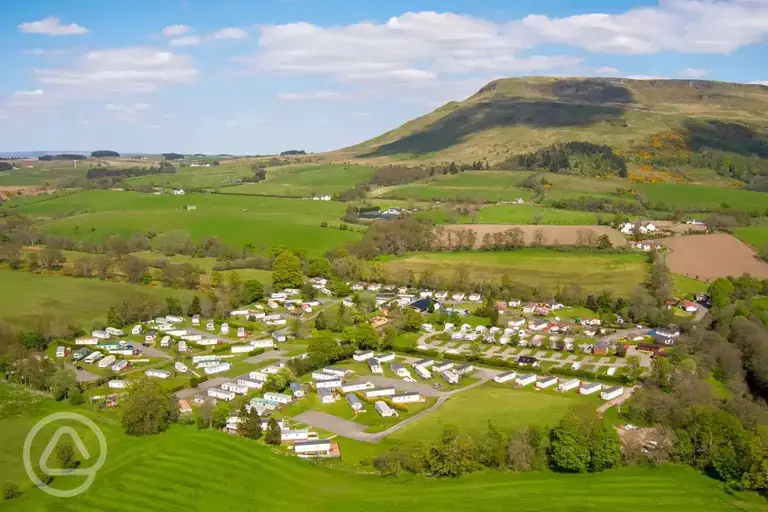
[351,375,447,397]
[71,364,101,383]
[244,349,288,364]
[143,345,172,359]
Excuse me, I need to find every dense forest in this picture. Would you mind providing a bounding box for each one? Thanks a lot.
[85,162,176,180]
[500,142,628,177]
[162,153,184,160]
[90,150,120,158]
[38,154,86,161]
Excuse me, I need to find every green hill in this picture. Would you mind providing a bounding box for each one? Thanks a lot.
[336,77,768,176]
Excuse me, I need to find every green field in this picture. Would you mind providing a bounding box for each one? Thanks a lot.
[734,226,768,250]
[380,249,648,295]
[0,268,194,328]
[217,164,375,197]
[12,190,361,255]
[2,383,765,512]
[126,163,255,189]
[0,163,88,187]
[635,183,768,211]
[475,204,601,224]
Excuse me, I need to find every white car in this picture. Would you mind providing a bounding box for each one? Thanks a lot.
[403,376,417,383]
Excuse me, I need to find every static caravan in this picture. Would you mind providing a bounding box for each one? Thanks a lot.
[178,341,188,353]
[264,392,293,405]
[281,430,311,442]
[145,369,171,379]
[558,379,580,392]
[515,373,537,387]
[249,370,269,382]
[272,332,287,343]
[192,355,220,364]
[390,363,410,378]
[75,337,99,346]
[160,336,171,348]
[165,315,184,323]
[206,320,215,331]
[341,382,373,393]
[92,330,110,340]
[415,365,432,380]
[433,361,453,372]
[315,379,342,390]
[237,378,264,390]
[237,327,246,338]
[55,346,67,358]
[191,315,200,326]
[181,334,202,342]
[204,362,232,375]
[601,386,624,401]
[250,339,274,349]
[536,376,558,389]
[231,345,255,354]
[221,382,249,395]
[441,370,459,385]
[108,380,127,389]
[207,387,236,401]
[374,401,397,418]
[376,352,396,363]
[580,382,602,395]
[72,348,91,361]
[365,387,395,398]
[293,439,333,457]
[83,351,102,364]
[106,327,125,337]
[318,388,336,404]
[145,331,157,342]
[197,338,219,346]
[111,360,129,372]
[131,325,143,335]
[220,323,229,335]
[311,371,337,381]
[493,371,517,384]
[289,382,305,397]
[322,367,349,378]
[368,358,383,374]
[346,393,365,412]
[98,355,116,368]
[392,392,423,404]
[174,361,189,373]
[353,350,375,362]
[413,358,434,369]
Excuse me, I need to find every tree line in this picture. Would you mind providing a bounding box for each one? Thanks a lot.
[499,142,628,178]
[85,162,175,180]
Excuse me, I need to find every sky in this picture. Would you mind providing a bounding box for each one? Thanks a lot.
[1,0,767,154]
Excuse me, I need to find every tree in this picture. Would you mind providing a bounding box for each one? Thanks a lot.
[165,297,182,316]
[265,417,282,445]
[708,278,735,308]
[307,257,332,278]
[423,427,477,477]
[596,234,613,249]
[238,406,263,440]
[50,368,76,401]
[38,247,65,270]
[354,322,380,350]
[314,311,328,330]
[121,378,179,436]
[402,308,423,332]
[645,256,673,306]
[68,386,84,405]
[196,401,213,429]
[548,412,590,473]
[56,440,79,470]
[272,251,304,290]
[478,422,507,470]
[625,355,644,381]
[187,295,202,316]
[241,280,264,304]
[122,255,149,283]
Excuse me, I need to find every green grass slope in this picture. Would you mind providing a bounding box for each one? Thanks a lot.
[335,77,768,164]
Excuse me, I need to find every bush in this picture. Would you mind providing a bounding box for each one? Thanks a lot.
[2,481,22,500]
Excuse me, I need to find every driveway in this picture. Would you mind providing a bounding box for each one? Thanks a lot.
[70,365,101,383]
[294,411,367,437]
[142,345,172,359]
[244,350,288,364]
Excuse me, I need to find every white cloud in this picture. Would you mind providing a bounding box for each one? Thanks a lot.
[170,36,202,47]
[679,67,709,78]
[22,48,66,57]
[162,25,193,37]
[625,74,667,80]
[105,103,151,111]
[595,66,620,74]
[210,28,247,40]
[224,117,264,127]
[33,47,198,93]
[150,124,161,129]
[749,80,768,86]
[19,17,88,36]
[276,91,349,100]
[14,89,45,97]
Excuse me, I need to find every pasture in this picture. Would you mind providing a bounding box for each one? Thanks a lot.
[735,226,768,251]
[635,183,768,211]
[474,204,601,225]
[379,249,648,295]
[0,268,195,328]
[217,164,375,197]
[126,163,254,189]
[13,190,361,255]
[437,224,628,247]
[2,383,765,512]
[662,234,768,281]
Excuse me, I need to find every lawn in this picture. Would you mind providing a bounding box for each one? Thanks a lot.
[475,204,601,225]
[216,164,375,197]
[635,183,768,211]
[673,274,710,296]
[735,226,768,251]
[14,189,362,255]
[0,268,195,328]
[3,382,765,512]
[380,249,648,295]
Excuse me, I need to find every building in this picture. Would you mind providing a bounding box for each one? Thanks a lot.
[174,361,188,373]
[311,370,337,381]
[106,327,125,337]
[415,365,432,379]
[517,356,539,367]
[413,358,434,369]
[390,362,410,378]
[264,392,293,405]
[536,376,558,389]
[208,387,236,401]
[346,393,365,412]
[368,358,383,374]
[231,345,255,354]
[318,387,336,404]
[441,370,459,385]
[341,382,374,393]
[289,382,305,398]
[178,399,192,414]
[376,352,396,363]
[293,439,340,458]
[558,379,580,392]
[92,330,110,339]
[251,339,275,349]
[432,361,453,372]
[322,367,349,378]
[365,387,395,398]
[454,363,474,376]
[83,351,102,364]
[55,346,67,358]
[515,373,537,387]
[315,379,342,389]
[353,350,375,362]
[98,355,116,368]
[131,325,143,335]
[281,430,312,442]
[145,369,171,379]
[580,382,602,395]
[374,401,397,418]
[72,348,91,361]
[75,337,99,346]
[601,386,624,401]
[204,362,232,375]
[221,382,249,395]
[272,332,287,343]
[392,392,423,404]
[108,380,127,389]
[111,360,129,372]
[493,371,517,383]
[237,377,264,390]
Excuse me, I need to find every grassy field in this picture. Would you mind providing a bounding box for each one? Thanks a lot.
[475,204,601,224]
[2,383,765,512]
[635,183,768,211]
[734,226,768,251]
[126,163,254,189]
[216,164,375,197]
[11,190,361,255]
[0,268,194,328]
[380,249,648,295]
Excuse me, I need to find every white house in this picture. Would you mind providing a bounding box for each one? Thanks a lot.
[494,371,517,383]
[441,370,459,385]
[207,387,236,401]
[111,360,128,372]
[376,353,396,363]
[392,392,423,404]
[108,380,127,389]
[374,401,397,418]
[558,379,580,392]
[318,387,336,404]
[346,393,365,412]
[433,361,453,372]
[106,327,125,337]
[365,387,395,398]
[221,382,249,395]
[204,362,232,375]
[580,382,602,395]
[353,350,375,362]
[341,382,374,393]
[238,378,264,390]
[315,379,342,389]
[264,392,293,405]
[515,373,537,387]
[98,355,116,368]
[131,325,143,335]
[536,376,558,389]
[390,363,410,378]
[92,330,110,339]
[368,358,383,374]
[415,366,432,379]
[174,361,188,373]
[601,386,624,401]
[231,345,255,354]
[251,339,275,349]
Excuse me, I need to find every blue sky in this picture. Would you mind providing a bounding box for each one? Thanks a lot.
[1,0,767,154]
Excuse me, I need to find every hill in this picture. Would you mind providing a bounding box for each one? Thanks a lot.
[334,77,768,179]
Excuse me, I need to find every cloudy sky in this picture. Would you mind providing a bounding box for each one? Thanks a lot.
[1,0,767,154]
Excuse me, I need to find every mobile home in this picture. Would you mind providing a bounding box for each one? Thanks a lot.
[493,371,517,383]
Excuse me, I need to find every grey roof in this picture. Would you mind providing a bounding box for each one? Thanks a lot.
[582,381,601,389]
[394,392,420,398]
[289,382,302,392]
[497,371,516,378]
[603,385,622,393]
[345,393,363,405]
[367,358,380,366]
[317,388,332,397]
[390,362,404,371]
[294,439,331,447]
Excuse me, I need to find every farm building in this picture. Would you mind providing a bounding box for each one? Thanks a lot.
[601,386,624,401]
[558,379,581,392]
[346,393,365,412]
[441,370,459,385]
[374,401,397,418]
[368,358,383,374]
[315,379,342,389]
[494,371,517,383]
[264,392,293,405]
[516,374,537,387]
[390,363,410,377]
[318,388,336,404]
[341,382,374,393]
[433,361,453,372]
[204,362,232,375]
[353,350,374,362]
[536,376,558,389]
[145,369,171,379]
[580,382,602,395]
[392,392,424,404]
[365,387,396,398]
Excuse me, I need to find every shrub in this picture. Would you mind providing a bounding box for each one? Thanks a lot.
[2,481,22,500]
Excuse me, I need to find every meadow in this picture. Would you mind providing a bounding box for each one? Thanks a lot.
[474,204,602,224]
[1,383,765,512]
[216,164,375,197]
[0,268,195,328]
[380,249,648,295]
[11,190,361,255]
[126,163,255,189]
[735,226,768,251]
[635,183,768,211]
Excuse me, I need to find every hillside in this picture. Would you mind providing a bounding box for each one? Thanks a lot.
[334,77,768,172]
